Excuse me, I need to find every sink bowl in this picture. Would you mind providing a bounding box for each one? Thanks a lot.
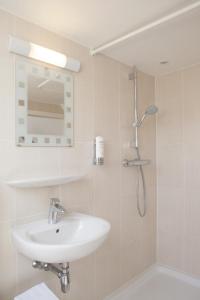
[12,213,110,263]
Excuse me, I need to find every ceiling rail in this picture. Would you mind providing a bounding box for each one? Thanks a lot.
[90,1,200,55]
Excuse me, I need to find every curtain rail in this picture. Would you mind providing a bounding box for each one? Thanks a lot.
[90,1,200,55]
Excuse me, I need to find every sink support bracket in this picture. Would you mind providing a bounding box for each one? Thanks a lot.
[32,261,70,293]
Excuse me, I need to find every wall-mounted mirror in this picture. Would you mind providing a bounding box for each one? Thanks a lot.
[15,58,73,146]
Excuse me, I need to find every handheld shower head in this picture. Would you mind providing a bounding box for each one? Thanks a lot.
[145,105,158,115]
[133,104,158,127]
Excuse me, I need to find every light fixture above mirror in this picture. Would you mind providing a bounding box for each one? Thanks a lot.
[9,35,80,72]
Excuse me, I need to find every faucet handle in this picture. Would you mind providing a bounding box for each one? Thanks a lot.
[50,198,60,206]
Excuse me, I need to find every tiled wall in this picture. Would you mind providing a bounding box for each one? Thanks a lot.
[156,64,200,278]
[0,9,156,300]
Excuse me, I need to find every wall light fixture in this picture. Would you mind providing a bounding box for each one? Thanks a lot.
[9,36,80,72]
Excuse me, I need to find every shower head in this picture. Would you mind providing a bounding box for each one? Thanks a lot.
[133,104,158,127]
[145,105,158,115]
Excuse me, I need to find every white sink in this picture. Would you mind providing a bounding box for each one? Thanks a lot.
[12,213,110,263]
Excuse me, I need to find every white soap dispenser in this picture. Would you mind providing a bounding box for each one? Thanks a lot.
[93,136,104,165]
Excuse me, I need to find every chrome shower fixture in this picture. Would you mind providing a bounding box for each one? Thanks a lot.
[123,68,158,217]
[133,104,158,127]
[145,104,158,115]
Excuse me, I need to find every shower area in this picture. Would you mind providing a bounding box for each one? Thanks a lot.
[104,63,200,299]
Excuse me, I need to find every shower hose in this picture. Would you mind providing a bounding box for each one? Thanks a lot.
[135,147,146,217]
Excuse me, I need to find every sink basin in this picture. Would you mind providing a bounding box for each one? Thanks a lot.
[12,213,110,263]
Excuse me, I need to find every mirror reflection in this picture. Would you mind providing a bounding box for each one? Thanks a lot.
[27,75,65,136]
[15,59,73,147]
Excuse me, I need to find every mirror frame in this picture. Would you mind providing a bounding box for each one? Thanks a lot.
[15,58,74,147]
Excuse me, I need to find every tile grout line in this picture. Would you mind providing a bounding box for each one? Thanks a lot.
[91,54,96,299]
[181,69,187,272]
[118,63,122,285]
[155,75,159,264]
[92,55,98,300]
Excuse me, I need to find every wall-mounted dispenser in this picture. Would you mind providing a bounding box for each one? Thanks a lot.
[93,136,104,165]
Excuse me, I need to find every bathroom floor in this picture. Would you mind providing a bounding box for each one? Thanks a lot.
[106,267,200,300]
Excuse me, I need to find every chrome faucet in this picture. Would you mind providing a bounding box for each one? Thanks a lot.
[48,198,66,224]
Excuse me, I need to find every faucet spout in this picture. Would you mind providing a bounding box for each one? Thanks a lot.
[48,198,66,224]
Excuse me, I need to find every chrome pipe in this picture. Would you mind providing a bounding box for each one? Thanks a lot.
[32,261,70,294]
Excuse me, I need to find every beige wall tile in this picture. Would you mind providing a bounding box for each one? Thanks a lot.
[95,234,120,300]
[120,241,147,284]
[119,64,133,129]
[0,11,14,142]
[157,144,184,188]
[38,148,60,177]
[94,55,120,143]
[137,71,155,113]
[185,186,200,237]
[156,63,200,278]
[0,184,16,222]
[60,177,93,214]
[156,72,183,146]
[157,230,184,271]
[184,143,200,188]
[120,195,138,246]
[182,65,200,146]
[157,186,184,235]
[59,142,93,176]
[16,254,52,296]
[0,221,17,299]
[74,54,94,143]
[9,145,42,179]
[15,187,53,220]
[66,255,96,300]
[184,236,200,277]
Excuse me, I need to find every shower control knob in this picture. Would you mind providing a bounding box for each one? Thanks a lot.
[122,159,129,167]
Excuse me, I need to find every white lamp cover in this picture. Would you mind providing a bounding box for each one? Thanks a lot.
[9,35,80,72]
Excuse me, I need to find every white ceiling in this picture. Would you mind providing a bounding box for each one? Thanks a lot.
[0,0,200,75]
[104,6,200,75]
